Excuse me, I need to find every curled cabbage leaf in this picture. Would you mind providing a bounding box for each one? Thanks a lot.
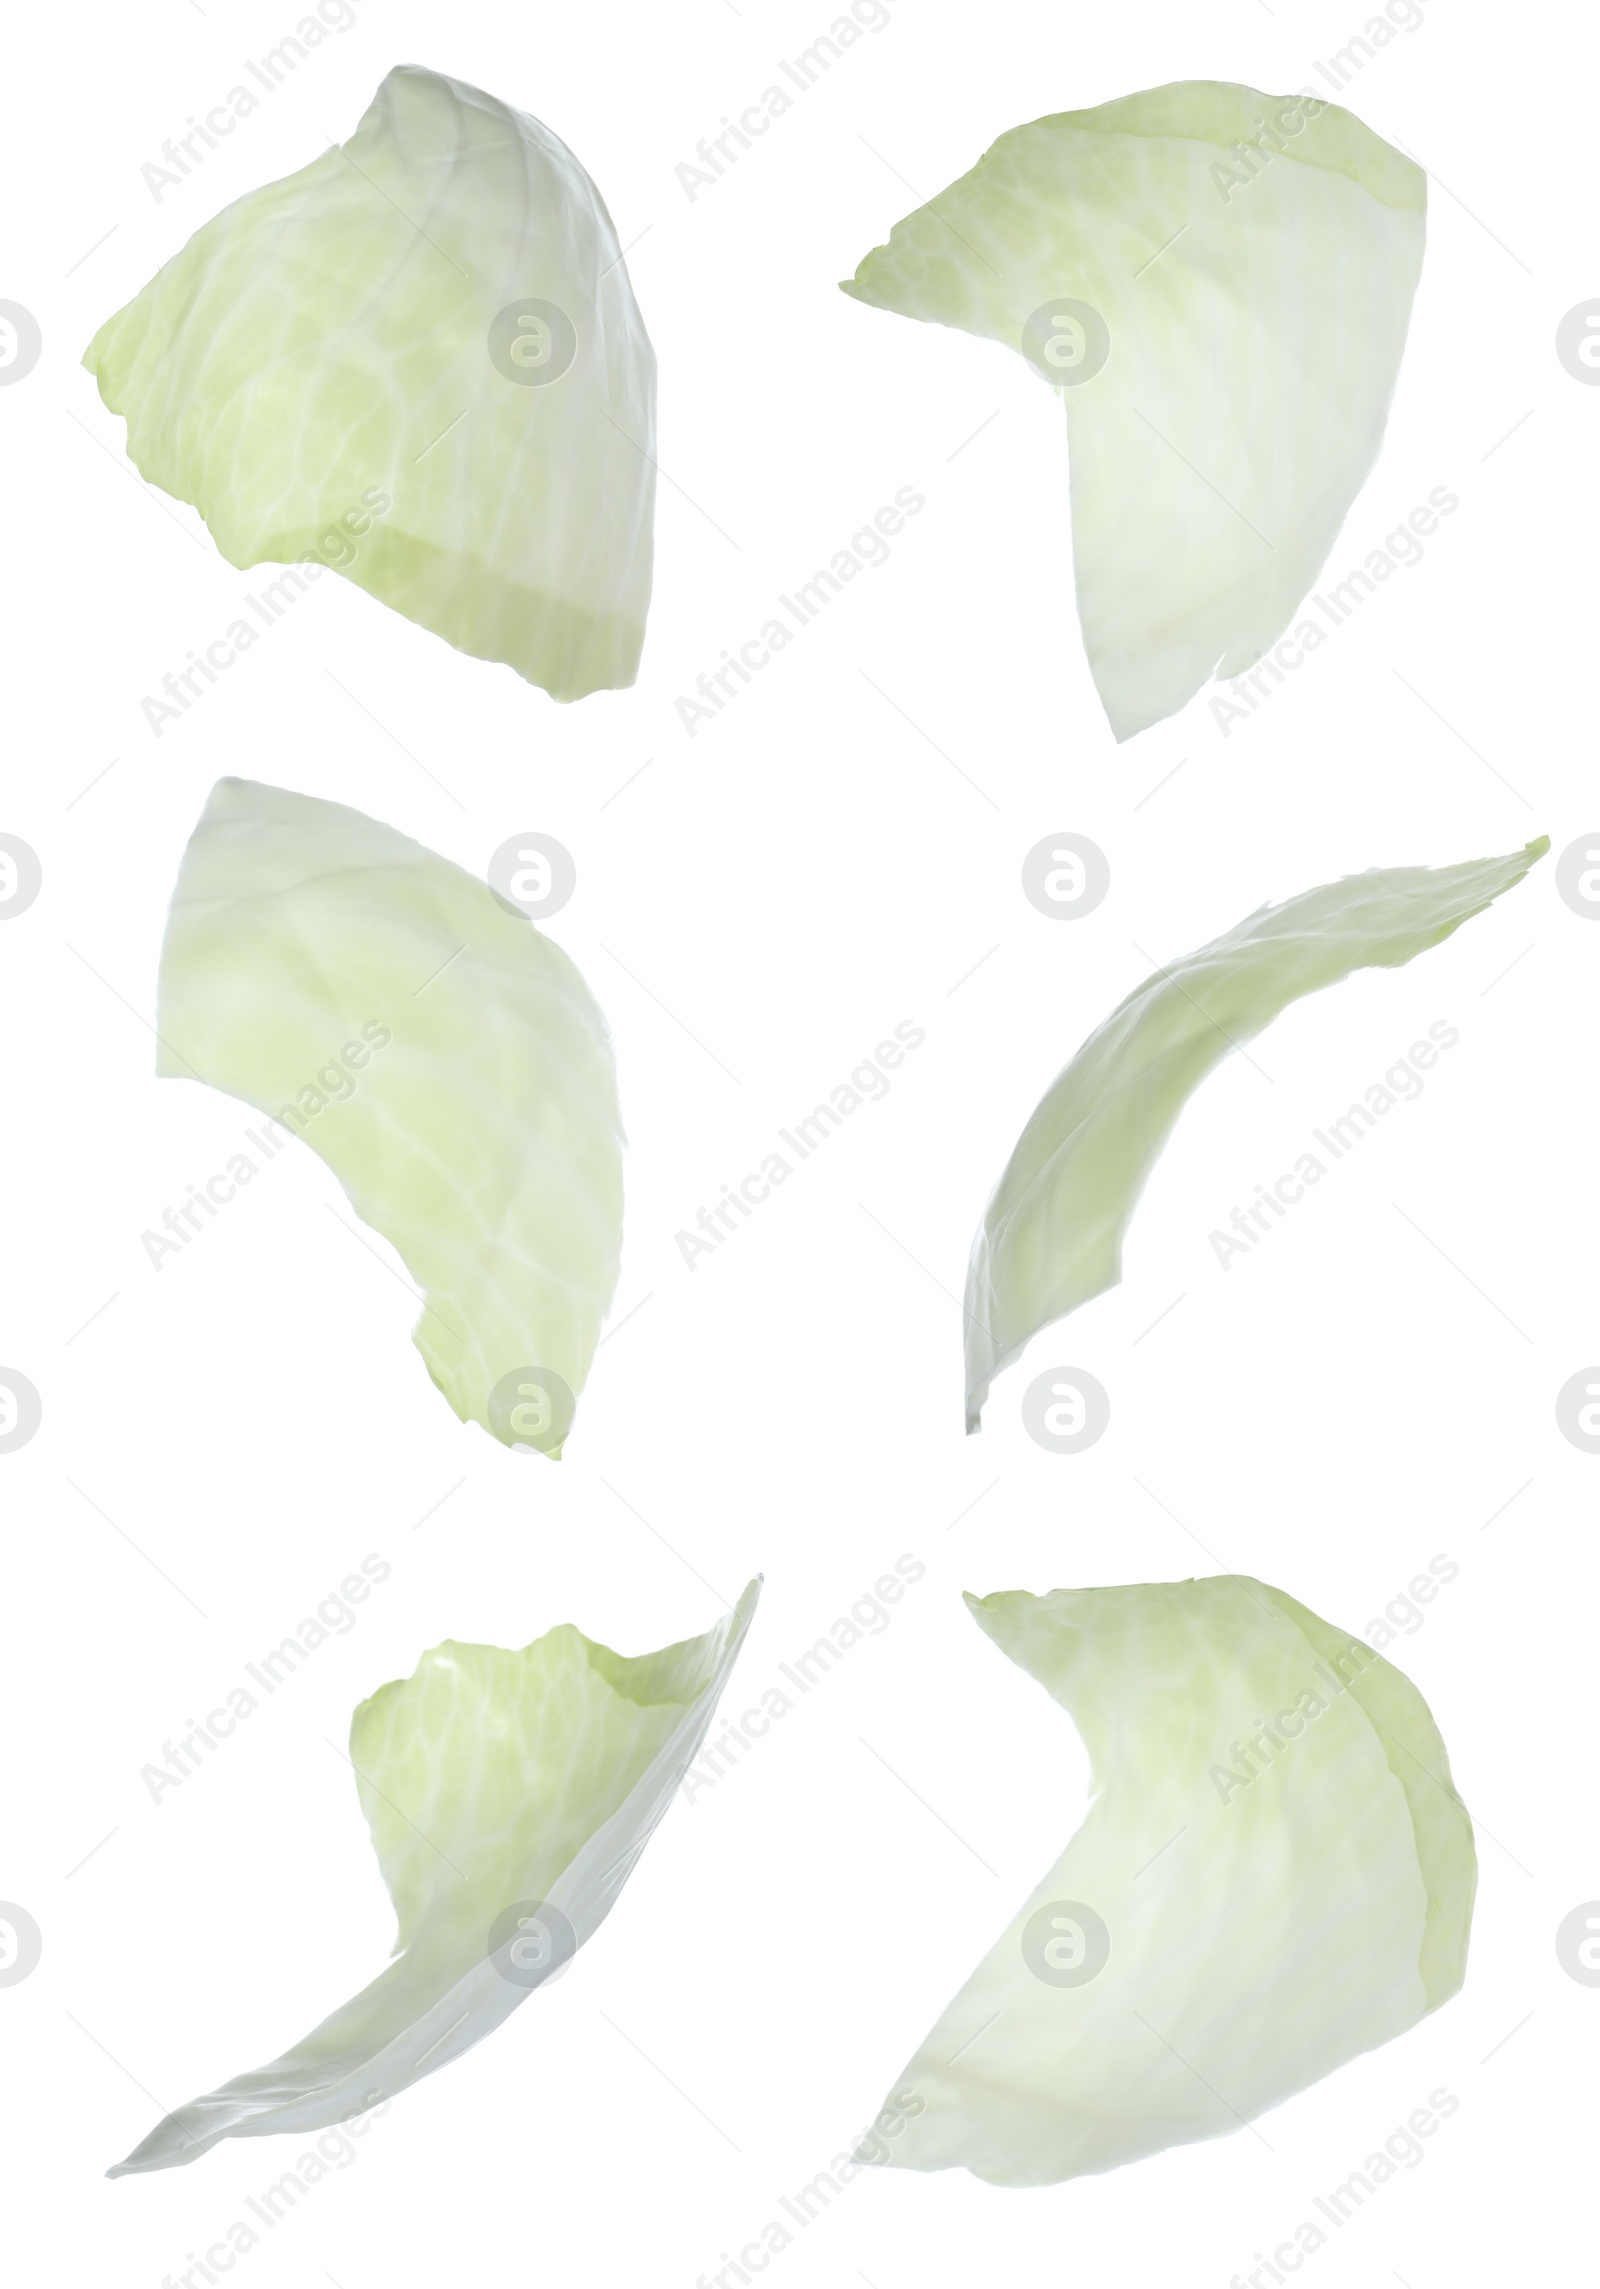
[868,1577,1474,2186]
[85,65,655,700]
[158,777,623,1452]
[109,1581,759,2174]
[966,838,1547,1429]
[842,82,1425,740]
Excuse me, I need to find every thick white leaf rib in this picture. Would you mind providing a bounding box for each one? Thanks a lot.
[965,837,1547,1429]
[868,1577,1474,2187]
[842,82,1426,739]
[157,777,624,1452]
[109,1582,760,2175]
[85,66,656,700]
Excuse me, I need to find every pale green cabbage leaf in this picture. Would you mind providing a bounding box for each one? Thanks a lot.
[158,777,623,1452]
[85,66,655,700]
[868,1576,1474,2186]
[109,1581,759,2174]
[966,838,1547,1429]
[841,82,1426,740]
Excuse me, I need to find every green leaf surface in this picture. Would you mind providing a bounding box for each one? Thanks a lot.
[109,1582,760,2174]
[158,777,623,1451]
[86,67,656,700]
[966,838,1547,1428]
[868,1576,1474,2186]
[842,82,1426,739]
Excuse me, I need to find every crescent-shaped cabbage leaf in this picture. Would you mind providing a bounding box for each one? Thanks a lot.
[867,1576,1474,2186]
[109,1580,760,2174]
[157,777,623,1453]
[966,837,1547,1429]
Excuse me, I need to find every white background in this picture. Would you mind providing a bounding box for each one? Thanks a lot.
[2,1,1595,2283]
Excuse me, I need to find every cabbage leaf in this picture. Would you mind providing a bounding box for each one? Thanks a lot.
[966,838,1547,1429]
[158,777,623,1452]
[842,83,1426,740]
[109,1581,759,2174]
[85,66,655,700]
[867,1577,1474,2185]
